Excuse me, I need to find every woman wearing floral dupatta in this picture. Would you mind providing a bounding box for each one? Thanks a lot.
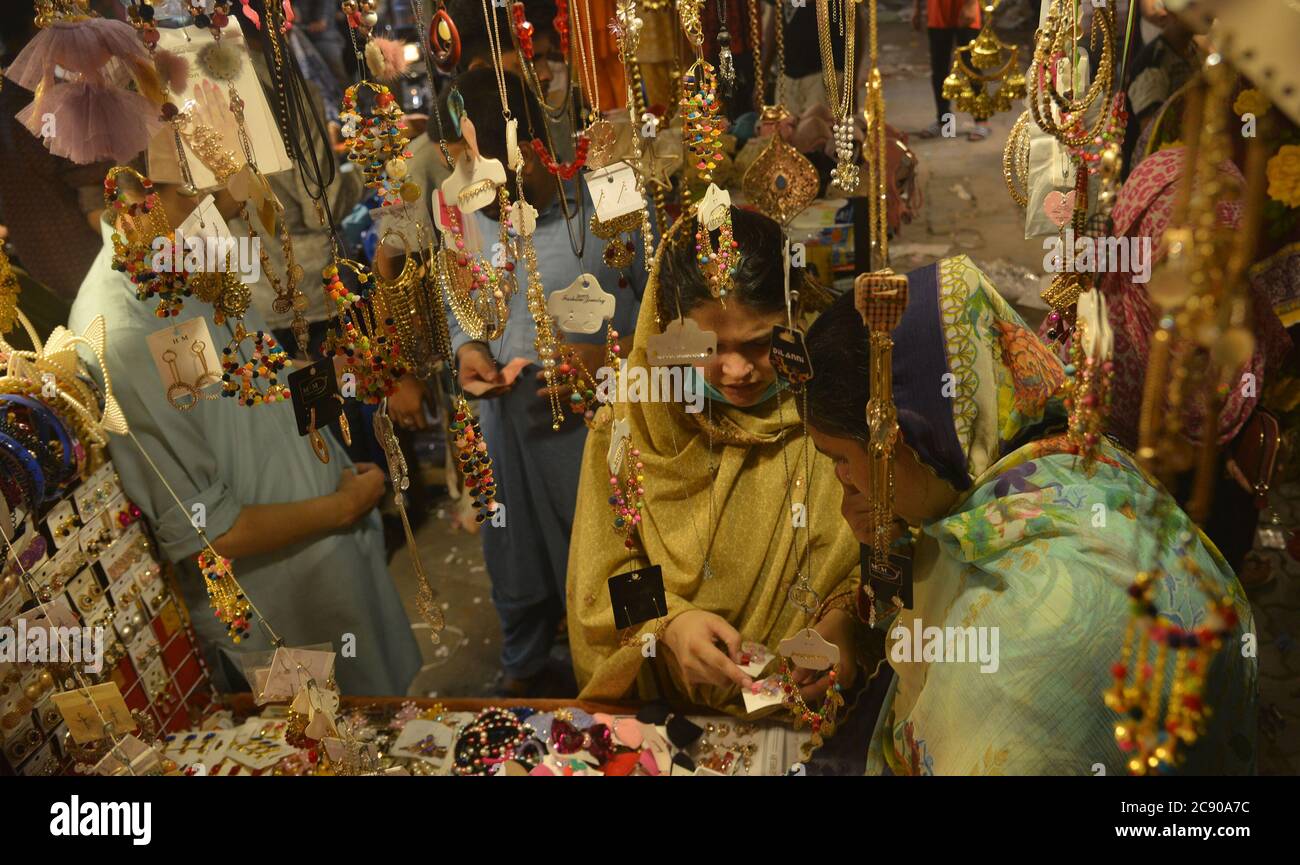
[801,256,1256,775]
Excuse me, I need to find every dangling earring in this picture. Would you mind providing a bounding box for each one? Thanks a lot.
[334,394,352,447]
[308,407,330,464]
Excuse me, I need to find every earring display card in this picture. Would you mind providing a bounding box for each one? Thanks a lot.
[607,565,667,631]
[287,359,343,436]
[147,21,292,190]
[547,274,616,335]
[861,544,913,609]
[252,646,337,704]
[646,317,717,367]
[147,318,223,399]
[51,682,137,745]
[769,325,813,385]
[586,161,646,222]
[176,194,236,246]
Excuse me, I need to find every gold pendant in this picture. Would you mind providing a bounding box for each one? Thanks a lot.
[741,134,818,226]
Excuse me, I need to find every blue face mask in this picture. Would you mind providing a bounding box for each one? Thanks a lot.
[692,366,786,408]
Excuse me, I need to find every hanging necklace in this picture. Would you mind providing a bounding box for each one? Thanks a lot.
[409,0,457,170]
[742,0,818,226]
[442,186,513,342]
[816,0,858,192]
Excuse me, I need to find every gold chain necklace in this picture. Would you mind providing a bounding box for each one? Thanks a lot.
[816,0,858,192]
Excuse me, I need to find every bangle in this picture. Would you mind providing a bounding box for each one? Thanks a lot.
[814,590,856,624]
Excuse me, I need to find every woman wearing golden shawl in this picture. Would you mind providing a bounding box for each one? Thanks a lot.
[567,209,863,713]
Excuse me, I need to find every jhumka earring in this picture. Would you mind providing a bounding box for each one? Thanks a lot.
[855,273,909,628]
[941,2,1026,119]
[197,550,252,642]
[334,394,352,447]
[375,404,445,643]
[220,324,292,406]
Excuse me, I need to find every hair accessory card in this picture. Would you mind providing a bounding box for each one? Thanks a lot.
[646,317,717,367]
[287,358,343,436]
[696,183,731,231]
[547,274,615,335]
[742,675,786,714]
[586,161,645,223]
[147,21,291,190]
[607,565,666,630]
[778,628,840,672]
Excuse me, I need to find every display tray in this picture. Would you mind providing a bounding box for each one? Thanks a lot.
[161,692,835,777]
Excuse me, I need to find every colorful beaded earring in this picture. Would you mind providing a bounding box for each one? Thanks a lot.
[1105,565,1238,775]
[197,550,252,642]
[695,208,739,302]
[1063,288,1114,471]
[681,59,723,183]
[104,167,192,318]
[340,81,420,206]
[220,324,292,406]
[450,396,497,523]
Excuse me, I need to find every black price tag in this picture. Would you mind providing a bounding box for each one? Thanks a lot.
[287,359,342,436]
[860,544,913,610]
[607,565,666,630]
[770,325,813,385]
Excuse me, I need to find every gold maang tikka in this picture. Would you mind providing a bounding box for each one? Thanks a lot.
[740,0,817,226]
[941,1,1026,119]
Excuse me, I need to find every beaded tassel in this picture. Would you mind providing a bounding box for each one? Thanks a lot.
[198,551,252,643]
[450,396,498,523]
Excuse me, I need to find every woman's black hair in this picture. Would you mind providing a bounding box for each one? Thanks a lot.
[801,289,872,442]
[656,207,832,319]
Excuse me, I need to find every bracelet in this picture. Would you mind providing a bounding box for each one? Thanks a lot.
[814,590,856,624]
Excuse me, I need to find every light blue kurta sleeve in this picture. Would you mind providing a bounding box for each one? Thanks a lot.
[95,319,244,564]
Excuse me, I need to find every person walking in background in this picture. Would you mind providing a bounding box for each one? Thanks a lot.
[915,0,991,141]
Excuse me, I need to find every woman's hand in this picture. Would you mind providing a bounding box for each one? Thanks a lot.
[662,610,754,691]
[789,609,858,702]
